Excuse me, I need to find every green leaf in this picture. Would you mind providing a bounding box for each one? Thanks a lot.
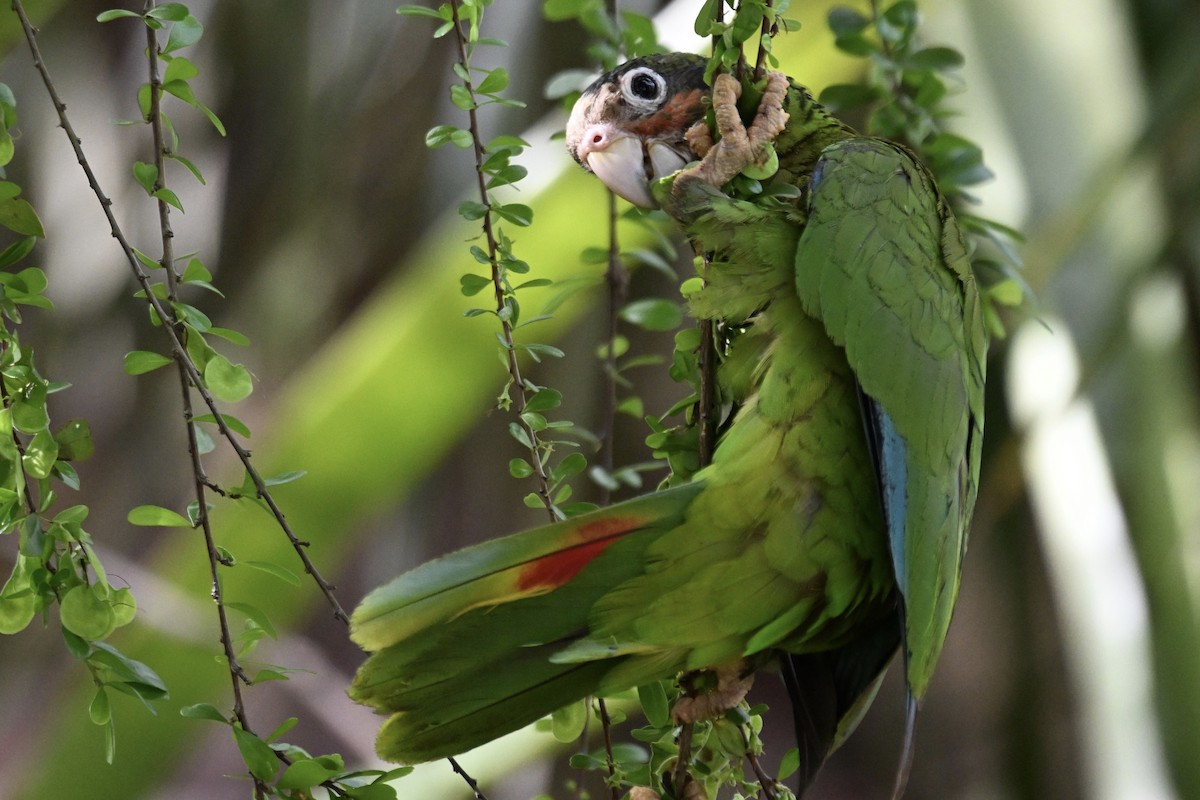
[262,470,306,486]
[906,46,964,71]
[457,200,488,221]
[619,298,683,331]
[166,151,206,184]
[550,452,587,483]
[180,703,230,723]
[208,326,251,346]
[180,257,210,283]
[162,55,199,84]
[146,3,189,21]
[818,83,882,113]
[550,700,587,743]
[494,203,533,227]
[638,681,670,728]
[23,429,59,479]
[55,418,95,461]
[97,9,143,22]
[225,600,277,639]
[60,584,117,641]
[110,587,137,627]
[91,641,168,696]
[543,68,592,100]
[232,725,279,781]
[203,354,253,402]
[265,716,298,742]
[508,458,533,478]
[192,412,251,438]
[132,161,158,193]
[459,273,492,296]
[0,198,44,237]
[278,759,338,790]
[524,388,562,413]
[123,350,173,375]
[508,421,534,449]
[449,84,475,110]
[127,504,192,527]
[243,560,301,587]
[163,15,203,53]
[152,187,184,212]
[396,4,446,18]
[89,687,112,725]
[0,130,13,168]
[0,236,36,270]
[778,746,800,780]
[476,68,509,95]
[0,555,36,634]
[132,246,164,271]
[828,6,870,36]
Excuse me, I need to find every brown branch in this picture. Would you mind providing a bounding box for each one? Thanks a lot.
[139,3,264,795]
[448,757,491,800]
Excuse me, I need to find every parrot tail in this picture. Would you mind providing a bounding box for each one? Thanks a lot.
[348,484,703,763]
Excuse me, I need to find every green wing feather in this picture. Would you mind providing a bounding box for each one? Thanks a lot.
[792,137,986,699]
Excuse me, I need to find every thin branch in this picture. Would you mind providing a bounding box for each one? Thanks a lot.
[447,0,558,524]
[448,757,491,800]
[753,0,775,80]
[596,697,621,800]
[139,7,263,798]
[9,0,348,625]
[738,724,779,800]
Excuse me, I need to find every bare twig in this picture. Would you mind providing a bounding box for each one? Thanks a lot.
[739,724,779,799]
[753,0,775,80]
[596,697,621,800]
[448,757,491,800]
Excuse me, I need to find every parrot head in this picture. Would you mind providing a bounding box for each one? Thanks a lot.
[566,53,708,208]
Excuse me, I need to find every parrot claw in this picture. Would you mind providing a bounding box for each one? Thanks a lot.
[674,71,790,194]
[670,662,755,724]
[629,781,708,800]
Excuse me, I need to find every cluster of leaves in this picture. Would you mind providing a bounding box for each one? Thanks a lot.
[551,689,798,800]
[404,0,607,522]
[179,702,412,800]
[694,0,800,81]
[99,5,252,410]
[820,0,1026,335]
[0,80,166,764]
[90,6,347,795]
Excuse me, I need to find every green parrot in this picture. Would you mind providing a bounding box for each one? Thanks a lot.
[349,52,986,796]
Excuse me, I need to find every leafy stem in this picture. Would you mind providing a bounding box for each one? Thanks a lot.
[447,0,560,522]
[138,8,261,797]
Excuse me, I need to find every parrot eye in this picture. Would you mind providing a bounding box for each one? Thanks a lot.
[620,67,667,108]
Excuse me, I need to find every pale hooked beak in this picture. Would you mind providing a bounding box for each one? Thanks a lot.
[573,125,689,208]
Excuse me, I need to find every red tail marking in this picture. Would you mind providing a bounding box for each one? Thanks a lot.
[516,517,644,592]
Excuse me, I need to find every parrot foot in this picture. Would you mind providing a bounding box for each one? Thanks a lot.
[671,662,755,724]
[630,779,708,800]
[675,71,789,192]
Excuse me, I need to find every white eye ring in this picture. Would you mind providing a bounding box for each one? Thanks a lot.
[620,67,666,110]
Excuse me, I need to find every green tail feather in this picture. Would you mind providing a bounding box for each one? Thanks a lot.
[349,486,701,762]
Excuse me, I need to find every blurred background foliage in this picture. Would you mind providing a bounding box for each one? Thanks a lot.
[0,0,1197,798]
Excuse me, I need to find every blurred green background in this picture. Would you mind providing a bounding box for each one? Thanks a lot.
[0,0,1197,798]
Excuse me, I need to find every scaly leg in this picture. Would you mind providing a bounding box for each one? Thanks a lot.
[675,71,790,192]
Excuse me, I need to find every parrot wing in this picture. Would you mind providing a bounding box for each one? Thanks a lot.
[791,137,986,746]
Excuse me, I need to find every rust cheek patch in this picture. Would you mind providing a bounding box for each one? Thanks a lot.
[628,88,705,138]
[515,516,645,592]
